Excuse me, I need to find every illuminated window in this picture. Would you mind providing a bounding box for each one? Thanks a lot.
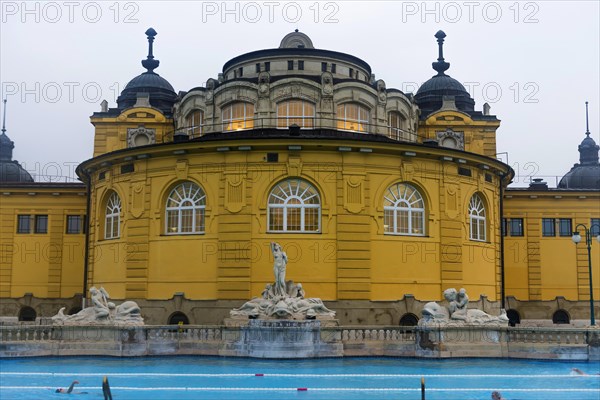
[388,112,407,140]
[268,179,320,233]
[166,182,206,234]
[222,102,254,131]
[104,192,121,240]
[277,100,315,129]
[469,194,486,241]
[185,110,204,137]
[336,103,369,132]
[383,183,425,236]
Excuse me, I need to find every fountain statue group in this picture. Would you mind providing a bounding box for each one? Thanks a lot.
[420,287,508,326]
[52,286,143,326]
[230,243,336,320]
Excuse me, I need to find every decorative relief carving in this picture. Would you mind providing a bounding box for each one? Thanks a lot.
[175,160,188,180]
[127,126,156,148]
[376,79,387,104]
[437,128,464,150]
[445,184,458,219]
[258,72,270,97]
[321,72,333,96]
[131,182,145,218]
[225,177,245,213]
[286,156,303,176]
[344,175,364,214]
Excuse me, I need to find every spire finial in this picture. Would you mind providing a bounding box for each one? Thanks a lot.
[141,28,160,73]
[585,101,590,137]
[1,99,6,135]
[432,30,450,76]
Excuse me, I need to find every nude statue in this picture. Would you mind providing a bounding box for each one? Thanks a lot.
[271,242,288,297]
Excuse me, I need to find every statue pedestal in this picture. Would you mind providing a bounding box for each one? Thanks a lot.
[220,319,343,358]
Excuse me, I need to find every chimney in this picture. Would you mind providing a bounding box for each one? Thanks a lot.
[483,102,491,115]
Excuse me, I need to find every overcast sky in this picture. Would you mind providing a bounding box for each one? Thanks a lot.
[1,1,599,187]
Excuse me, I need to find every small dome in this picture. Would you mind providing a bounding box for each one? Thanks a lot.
[279,30,314,49]
[0,133,33,183]
[558,103,600,190]
[116,28,176,115]
[0,161,34,183]
[415,31,475,116]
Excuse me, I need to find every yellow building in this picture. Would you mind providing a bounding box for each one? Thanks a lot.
[0,29,598,326]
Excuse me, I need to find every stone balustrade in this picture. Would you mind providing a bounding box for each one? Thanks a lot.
[1,324,598,360]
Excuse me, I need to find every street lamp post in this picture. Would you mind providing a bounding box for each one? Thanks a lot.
[571,223,600,326]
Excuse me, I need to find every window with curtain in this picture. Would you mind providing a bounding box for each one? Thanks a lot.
[277,100,315,129]
[222,102,255,131]
[336,103,369,132]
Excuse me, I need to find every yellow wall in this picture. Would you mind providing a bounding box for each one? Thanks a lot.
[81,105,506,302]
[0,186,87,298]
[503,191,600,301]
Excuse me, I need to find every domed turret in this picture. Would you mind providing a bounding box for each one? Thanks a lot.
[0,100,34,183]
[116,28,177,115]
[558,102,600,190]
[415,31,475,117]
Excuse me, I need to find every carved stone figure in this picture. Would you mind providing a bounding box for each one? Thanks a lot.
[272,242,288,297]
[52,287,143,326]
[230,242,335,320]
[420,288,508,326]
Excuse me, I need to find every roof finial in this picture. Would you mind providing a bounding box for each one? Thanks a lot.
[141,28,160,73]
[1,99,6,135]
[432,30,450,76]
[585,101,590,137]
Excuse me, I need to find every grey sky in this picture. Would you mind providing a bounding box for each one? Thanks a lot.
[1,1,599,187]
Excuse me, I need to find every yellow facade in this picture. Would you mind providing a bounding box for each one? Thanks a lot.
[0,185,86,298]
[503,190,600,301]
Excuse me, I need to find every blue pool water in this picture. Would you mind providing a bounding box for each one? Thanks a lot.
[1,356,599,400]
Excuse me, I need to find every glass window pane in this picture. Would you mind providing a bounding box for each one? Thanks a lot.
[34,215,48,234]
[542,218,555,237]
[17,215,31,234]
[267,179,320,232]
[509,219,523,236]
[558,219,572,237]
[591,219,600,236]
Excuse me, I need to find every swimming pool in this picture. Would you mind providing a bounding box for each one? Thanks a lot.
[1,356,599,399]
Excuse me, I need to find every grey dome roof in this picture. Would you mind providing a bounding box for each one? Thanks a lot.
[558,104,599,190]
[414,31,475,117]
[0,161,34,183]
[116,28,176,115]
[124,71,175,92]
[0,133,33,183]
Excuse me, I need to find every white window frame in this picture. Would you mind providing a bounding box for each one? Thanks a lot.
[469,194,487,242]
[276,100,315,129]
[185,109,204,137]
[268,179,321,233]
[222,102,254,131]
[165,182,206,235]
[336,103,370,132]
[105,192,121,240]
[383,183,425,236]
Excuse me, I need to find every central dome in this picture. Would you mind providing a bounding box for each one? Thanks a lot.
[415,31,475,117]
[116,28,177,115]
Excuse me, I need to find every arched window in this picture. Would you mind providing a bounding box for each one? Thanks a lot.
[506,309,520,327]
[268,179,320,233]
[18,306,37,322]
[168,311,190,325]
[336,103,369,132]
[185,109,204,137]
[383,183,425,236]
[105,192,121,240]
[277,100,315,129]
[552,309,570,324]
[166,182,206,234]
[222,102,254,131]
[388,112,407,140]
[468,193,487,241]
[399,313,419,327]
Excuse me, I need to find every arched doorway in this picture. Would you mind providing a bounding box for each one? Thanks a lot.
[18,306,37,322]
[399,313,419,327]
[552,309,570,324]
[168,311,189,325]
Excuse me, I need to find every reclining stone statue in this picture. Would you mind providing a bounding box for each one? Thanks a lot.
[52,286,143,326]
[420,288,508,326]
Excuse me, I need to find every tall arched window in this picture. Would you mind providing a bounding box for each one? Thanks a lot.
[469,193,487,241]
[277,100,315,128]
[336,103,369,132]
[185,109,204,137]
[166,182,206,234]
[388,112,408,141]
[104,192,121,240]
[383,183,425,235]
[268,179,320,233]
[222,102,254,131]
